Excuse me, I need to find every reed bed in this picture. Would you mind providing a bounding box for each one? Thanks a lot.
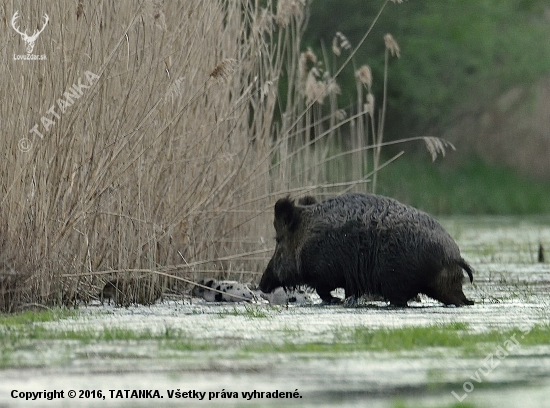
[0,0,447,311]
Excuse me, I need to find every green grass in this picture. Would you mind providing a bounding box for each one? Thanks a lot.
[2,312,550,369]
[2,320,548,354]
[245,323,543,355]
[0,308,76,325]
[1,325,193,343]
[353,322,470,351]
[0,324,214,368]
[375,156,550,214]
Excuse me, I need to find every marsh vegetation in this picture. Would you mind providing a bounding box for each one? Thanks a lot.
[2,0,458,312]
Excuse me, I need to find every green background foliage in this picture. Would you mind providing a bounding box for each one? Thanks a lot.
[301,0,550,213]
[304,0,550,138]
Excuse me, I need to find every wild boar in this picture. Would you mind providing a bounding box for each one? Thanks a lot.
[259,193,474,307]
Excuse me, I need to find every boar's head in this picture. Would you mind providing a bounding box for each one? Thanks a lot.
[259,197,306,293]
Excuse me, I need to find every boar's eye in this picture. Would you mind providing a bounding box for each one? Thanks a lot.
[275,236,281,244]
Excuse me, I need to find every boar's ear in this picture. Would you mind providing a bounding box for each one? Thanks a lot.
[297,196,317,206]
[274,197,301,231]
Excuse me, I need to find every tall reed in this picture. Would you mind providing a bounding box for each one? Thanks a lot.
[0,0,449,311]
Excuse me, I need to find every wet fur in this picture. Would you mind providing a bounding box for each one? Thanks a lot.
[259,193,474,307]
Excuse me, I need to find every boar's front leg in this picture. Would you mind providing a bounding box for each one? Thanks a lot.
[389,298,409,307]
[315,285,342,305]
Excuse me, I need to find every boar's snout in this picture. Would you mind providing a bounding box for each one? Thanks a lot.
[259,258,280,293]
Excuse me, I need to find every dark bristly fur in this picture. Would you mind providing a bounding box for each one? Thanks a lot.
[259,193,474,307]
[297,196,317,206]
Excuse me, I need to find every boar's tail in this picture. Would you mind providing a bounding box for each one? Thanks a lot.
[458,259,474,283]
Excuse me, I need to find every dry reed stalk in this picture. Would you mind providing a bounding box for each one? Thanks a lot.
[1,0,451,312]
[1,1,278,310]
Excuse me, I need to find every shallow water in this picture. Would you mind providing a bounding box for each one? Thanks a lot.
[2,216,550,408]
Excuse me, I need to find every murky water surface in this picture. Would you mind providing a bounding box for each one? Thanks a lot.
[2,217,550,407]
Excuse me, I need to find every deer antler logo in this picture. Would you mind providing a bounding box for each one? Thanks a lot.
[11,11,49,54]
